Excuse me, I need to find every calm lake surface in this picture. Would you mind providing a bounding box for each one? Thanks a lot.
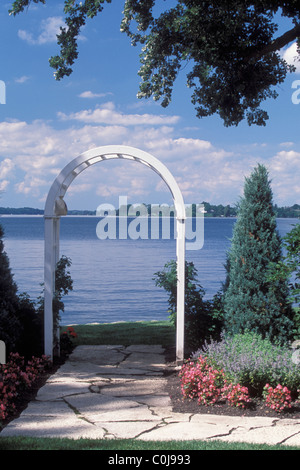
[0,216,297,325]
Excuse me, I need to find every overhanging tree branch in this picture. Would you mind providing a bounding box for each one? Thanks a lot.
[249,23,300,60]
[8,0,300,127]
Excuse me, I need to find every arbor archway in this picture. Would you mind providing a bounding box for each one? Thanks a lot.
[44,145,186,362]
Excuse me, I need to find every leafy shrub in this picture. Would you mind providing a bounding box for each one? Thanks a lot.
[14,293,43,359]
[263,384,292,413]
[267,223,300,311]
[60,326,77,355]
[179,356,252,409]
[37,256,73,329]
[179,356,225,404]
[153,260,223,351]
[196,331,300,396]
[0,225,21,353]
[0,217,73,358]
[179,352,297,412]
[35,255,73,356]
[223,383,252,409]
[0,352,51,421]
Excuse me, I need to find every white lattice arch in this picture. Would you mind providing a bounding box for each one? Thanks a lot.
[44,145,186,362]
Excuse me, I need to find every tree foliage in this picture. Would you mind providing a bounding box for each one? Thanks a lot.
[267,223,300,337]
[223,164,294,343]
[268,224,300,306]
[0,220,73,358]
[37,255,73,353]
[0,225,21,353]
[153,260,222,351]
[9,0,300,126]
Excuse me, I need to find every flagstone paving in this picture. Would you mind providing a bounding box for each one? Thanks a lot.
[1,345,300,447]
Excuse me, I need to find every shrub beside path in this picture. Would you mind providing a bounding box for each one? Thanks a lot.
[1,345,300,447]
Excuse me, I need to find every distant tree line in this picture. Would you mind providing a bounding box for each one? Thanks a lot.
[201,202,237,217]
[0,207,95,216]
[0,203,299,218]
[203,202,300,218]
[0,207,44,215]
[273,204,300,218]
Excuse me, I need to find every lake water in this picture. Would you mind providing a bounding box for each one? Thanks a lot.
[0,216,297,325]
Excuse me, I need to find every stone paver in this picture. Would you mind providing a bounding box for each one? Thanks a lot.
[1,345,300,447]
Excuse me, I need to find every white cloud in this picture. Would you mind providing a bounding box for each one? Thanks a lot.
[14,174,50,196]
[15,76,31,84]
[0,180,9,191]
[279,141,294,148]
[78,91,113,99]
[67,183,93,195]
[282,42,300,73]
[173,138,212,151]
[0,157,14,195]
[18,17,64,45]
[0,101,299,207]
[58,102,180,126]
[18,29,34,44]
[0,158,14,179]
[267,150,300,204]
[273,150,300,166]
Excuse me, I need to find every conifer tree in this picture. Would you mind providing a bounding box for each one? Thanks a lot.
[223,164,294,344]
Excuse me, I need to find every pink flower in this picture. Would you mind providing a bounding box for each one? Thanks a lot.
[263,384,292,413]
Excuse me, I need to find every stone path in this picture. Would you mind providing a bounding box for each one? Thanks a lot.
[1,345,300,447]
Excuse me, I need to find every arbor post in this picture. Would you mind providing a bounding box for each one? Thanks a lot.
[176,217,185,363]
[44,215,61,360]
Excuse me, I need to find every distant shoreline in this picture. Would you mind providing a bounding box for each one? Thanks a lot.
[0,214,299,220]
[0,204,299,219]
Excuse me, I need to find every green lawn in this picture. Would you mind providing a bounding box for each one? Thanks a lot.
[68,320,176,348]
[0,436,299,451]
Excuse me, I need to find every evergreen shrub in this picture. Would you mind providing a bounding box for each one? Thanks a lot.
[223,164,294,344]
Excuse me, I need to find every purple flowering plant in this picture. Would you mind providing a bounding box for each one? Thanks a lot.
[194,331,300,397]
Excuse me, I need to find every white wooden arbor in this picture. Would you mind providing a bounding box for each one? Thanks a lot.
[44,145,186,362]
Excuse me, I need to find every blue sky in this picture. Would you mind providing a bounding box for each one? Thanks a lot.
[0,1,300,210]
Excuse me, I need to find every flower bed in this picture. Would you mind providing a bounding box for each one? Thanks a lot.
[179,355,298,413]
[179,357,252,410]
[0,353,51,422]
[178,332,300,414]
